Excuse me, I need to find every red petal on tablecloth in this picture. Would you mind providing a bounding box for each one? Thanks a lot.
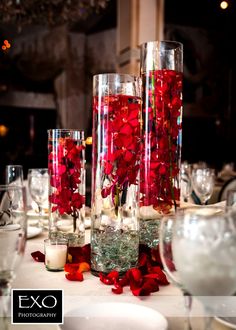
[145,266,169,285]
[65,271,83,281]
[131,278,160,296]
[31,251,45,262]
[127,268,143,291]
[99,271,119,285]
[64,262,90,281]
[31,242,169,295]
[112,284,123,294]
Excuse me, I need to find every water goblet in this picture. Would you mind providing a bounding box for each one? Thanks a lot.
[159,213,193,330]
[5,165,24,186]
[180,163,192,203]
[27,168,49,228]
[0,185,27,330]
[172,206,236,330]
[191,168,215,204]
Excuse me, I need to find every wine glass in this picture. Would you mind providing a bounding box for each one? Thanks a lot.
[171,206,236,330]
[159,213,193,330]
[27,168,49,228]
[191,168,215,204]
[5,165,24,186]
[180,163,192,203]
[0,185,27,330]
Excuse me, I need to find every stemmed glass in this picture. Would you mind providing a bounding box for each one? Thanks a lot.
[0,185,27,330]
[171,206,236,330]
[27,168,49,228]
[5,165,24,186]
[180,163,192,203]
[191,168,215,204]
[159,213,193,330]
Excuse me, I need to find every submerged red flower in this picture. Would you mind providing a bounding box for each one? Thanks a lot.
[48,136,85,221]
[93,95,141,205]
[140,69,182,212]
[68,244,91,264]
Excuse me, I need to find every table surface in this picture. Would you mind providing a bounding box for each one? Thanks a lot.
[9,228,235,330]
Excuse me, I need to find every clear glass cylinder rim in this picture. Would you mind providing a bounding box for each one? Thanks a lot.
[93,73,140,81]
[5,165,23,168]
[47,129,85,133]
[141,40,183,50]
[47,129,85,139]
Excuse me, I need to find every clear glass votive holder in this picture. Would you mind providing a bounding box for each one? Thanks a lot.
[44,238,68,271]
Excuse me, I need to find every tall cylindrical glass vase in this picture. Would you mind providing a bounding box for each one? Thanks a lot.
[91,73,142,275]
[139,40,183,247]
[48,129,86,246]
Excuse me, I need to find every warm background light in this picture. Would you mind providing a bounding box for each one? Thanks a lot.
[85,136,92,145]
[0,125,9,137]
[1,39,11,51]
[220,1,229,9]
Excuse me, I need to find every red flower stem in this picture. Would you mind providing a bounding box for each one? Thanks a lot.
[72,209,78,233]
[151,71,156,119]
[114,185,120,216]
[121,181,128,204]
[168,129,177,210]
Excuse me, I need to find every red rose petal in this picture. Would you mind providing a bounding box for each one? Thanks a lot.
[107,270,119,281]
[31,251,45,262]
[131,278,159,296]
[65,271,84,281]
[112,284,123,294]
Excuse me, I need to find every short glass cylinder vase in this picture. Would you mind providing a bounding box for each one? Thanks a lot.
[139,40,183,248]
[48,129,86,246]
[91,73,142,275]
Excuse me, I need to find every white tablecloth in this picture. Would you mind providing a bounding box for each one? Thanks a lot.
[9,229,233,330]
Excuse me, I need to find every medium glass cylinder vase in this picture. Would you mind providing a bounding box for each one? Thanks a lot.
[139,40,183,248]
[91,73,142,275]
[48,129,86,246]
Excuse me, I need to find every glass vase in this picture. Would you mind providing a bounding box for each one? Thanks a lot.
[48,129,86,246]
[139,40,183,248]
[91,73,142,275]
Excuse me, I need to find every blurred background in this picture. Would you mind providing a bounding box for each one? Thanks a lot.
[0,0,235,183]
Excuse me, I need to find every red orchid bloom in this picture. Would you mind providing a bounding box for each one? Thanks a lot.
[48,136,85,223]
[93,94,141,205]
[140,69,183,212]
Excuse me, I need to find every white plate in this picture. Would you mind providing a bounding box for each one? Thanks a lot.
[27,210,48,218]
[215,317,236,329]
[60,302,168,330]
[0,224,21,231]
[27,226,43,239]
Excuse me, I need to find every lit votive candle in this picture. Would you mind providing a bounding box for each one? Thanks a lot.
[44,238,68,271]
